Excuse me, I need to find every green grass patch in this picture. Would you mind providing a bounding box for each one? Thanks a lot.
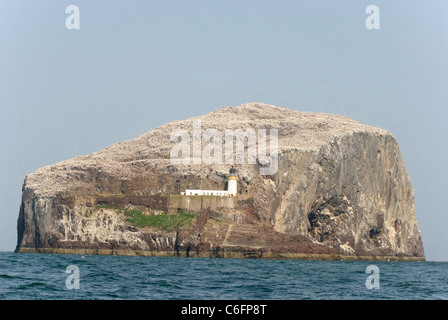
[123,209,196,232]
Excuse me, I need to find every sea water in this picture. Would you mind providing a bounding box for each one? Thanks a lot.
[0,252,447,300]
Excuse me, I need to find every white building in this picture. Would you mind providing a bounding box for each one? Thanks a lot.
[183,167,238,197]
[227,166,237,196]
[184,189,229,196]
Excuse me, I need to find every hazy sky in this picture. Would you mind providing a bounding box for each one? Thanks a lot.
[1,1,447,260]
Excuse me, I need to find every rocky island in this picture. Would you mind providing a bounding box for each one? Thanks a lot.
[15,103,425,261]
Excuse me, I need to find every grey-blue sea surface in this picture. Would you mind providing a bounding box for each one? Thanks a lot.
[0,252,446,300]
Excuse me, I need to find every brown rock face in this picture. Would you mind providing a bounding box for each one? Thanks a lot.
[15,103,425,260]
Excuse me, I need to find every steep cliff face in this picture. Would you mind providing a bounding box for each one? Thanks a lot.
[15,103,425,260]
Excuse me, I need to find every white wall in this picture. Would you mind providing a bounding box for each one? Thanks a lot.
[185,189,228,196]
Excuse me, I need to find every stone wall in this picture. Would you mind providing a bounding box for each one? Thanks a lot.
[168,195,235,214]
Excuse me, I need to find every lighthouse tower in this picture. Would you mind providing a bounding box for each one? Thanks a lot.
[227,166,238,196]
